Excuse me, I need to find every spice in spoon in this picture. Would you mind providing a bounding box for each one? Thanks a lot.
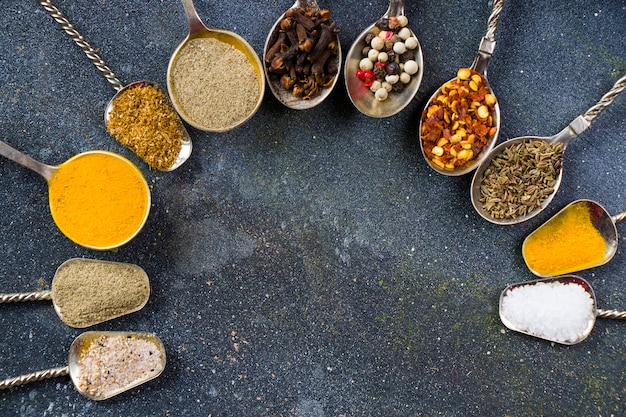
[48,152,150,249]
[107,83,185,171]
[265,6,340,100]
[523,202,608,276]
[354,15,420,101]
[479,139,564,219]
[500,280,595,344]
[73,333,164,399]
[52,259,150,328]
[421,68,498,170]
[170,37,261,131]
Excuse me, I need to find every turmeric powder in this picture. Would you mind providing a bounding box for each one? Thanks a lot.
[48,151,150,249]
[522,201,608,276]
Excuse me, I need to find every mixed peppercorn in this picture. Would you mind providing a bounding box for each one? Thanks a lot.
[355,15,420,101]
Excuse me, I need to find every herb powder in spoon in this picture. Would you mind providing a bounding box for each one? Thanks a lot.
[170,37,260,131]
[52,259,150,328]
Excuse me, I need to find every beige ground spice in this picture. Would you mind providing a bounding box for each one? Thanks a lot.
[75,333,164,399]
[52,259,150,328]
[170,37,261,131]
[107,83,184,170]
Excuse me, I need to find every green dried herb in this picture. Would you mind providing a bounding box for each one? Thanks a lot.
[480,139,564,219]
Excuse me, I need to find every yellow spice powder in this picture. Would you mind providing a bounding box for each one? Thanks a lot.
[48,152,149,249]
[523,202,608,276]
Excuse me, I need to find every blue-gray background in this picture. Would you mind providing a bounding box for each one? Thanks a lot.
[1,1,625,416]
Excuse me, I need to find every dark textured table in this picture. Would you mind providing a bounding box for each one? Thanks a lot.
[1,1,625,416]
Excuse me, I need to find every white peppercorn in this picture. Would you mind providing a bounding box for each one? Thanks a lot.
[371,36,385,51]
[359,58,374,71]
[375,87,388,101]
[405,37,419,50]
[398,27,412,40]
[393,42,407,54]
[403,60,418,75]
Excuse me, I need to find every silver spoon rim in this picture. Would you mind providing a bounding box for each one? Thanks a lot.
[262,0,341,110]
[343,1,424,118]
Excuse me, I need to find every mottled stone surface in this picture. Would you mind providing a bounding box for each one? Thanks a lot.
[0,1,625,416]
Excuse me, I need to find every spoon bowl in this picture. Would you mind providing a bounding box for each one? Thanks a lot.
[499,275,626,345]
[471,74,626,225]
[263,0,341,110]
[522,199,625,277]
[167,0,265,131]
[0,141,150,250]
[0,331,166,400]
[344,0,423,118]
[0,258,150,328]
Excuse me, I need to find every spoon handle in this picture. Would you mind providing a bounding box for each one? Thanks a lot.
[39,0,124,91]
[0,366,69,390]
[582,74,626,123]
[180,0,208,33]
[596,309,626,320]
[0,291,52,303]
[0,140,57,181]
[611,210,626,224]
[470,0,504,75]
[386,0,405,17]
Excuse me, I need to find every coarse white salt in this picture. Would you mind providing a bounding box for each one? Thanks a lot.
[500,280,595,344]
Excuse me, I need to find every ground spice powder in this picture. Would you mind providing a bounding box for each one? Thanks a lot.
[48,152,149,249]
[523,202,608,276]
[170,37,260,131]
[52,259,150,328]
[75,333,163,399]
[107,83,184,170]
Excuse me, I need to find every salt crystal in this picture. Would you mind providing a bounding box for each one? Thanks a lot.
[500,280,595,344]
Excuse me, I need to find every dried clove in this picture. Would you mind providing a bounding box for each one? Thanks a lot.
[265,7,340,100]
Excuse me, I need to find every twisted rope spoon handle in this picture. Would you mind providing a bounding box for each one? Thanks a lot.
[596,309,626,320]
[39,0,124,91]
[0,366,68,389]
[582,74,626,123]
[0,290,52,303]
[485,0,504,41]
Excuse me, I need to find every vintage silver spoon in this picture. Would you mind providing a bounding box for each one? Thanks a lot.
[263,0,341,110]
[0,331,166,400]
[418,0,503,176]
[500,275,625,345]
[40,0,192,171]
[0,140,150,250]
[471,74,626,225]
[167,0,265,131]
[344,0,423,118]
[522,200,625,277]
[0,259,150,328]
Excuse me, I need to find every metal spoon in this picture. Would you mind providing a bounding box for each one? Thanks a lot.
[0,140,150,250]
[0,259,150,328]
[0,331,166,400]
[418,0,503,176]
[40,0,191,171]
[263,0,341,110]
[523,200,625,277]
[499,275,625,345]
[471,74,626,225]
[344,0,423,118]
[167,0,265,131]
